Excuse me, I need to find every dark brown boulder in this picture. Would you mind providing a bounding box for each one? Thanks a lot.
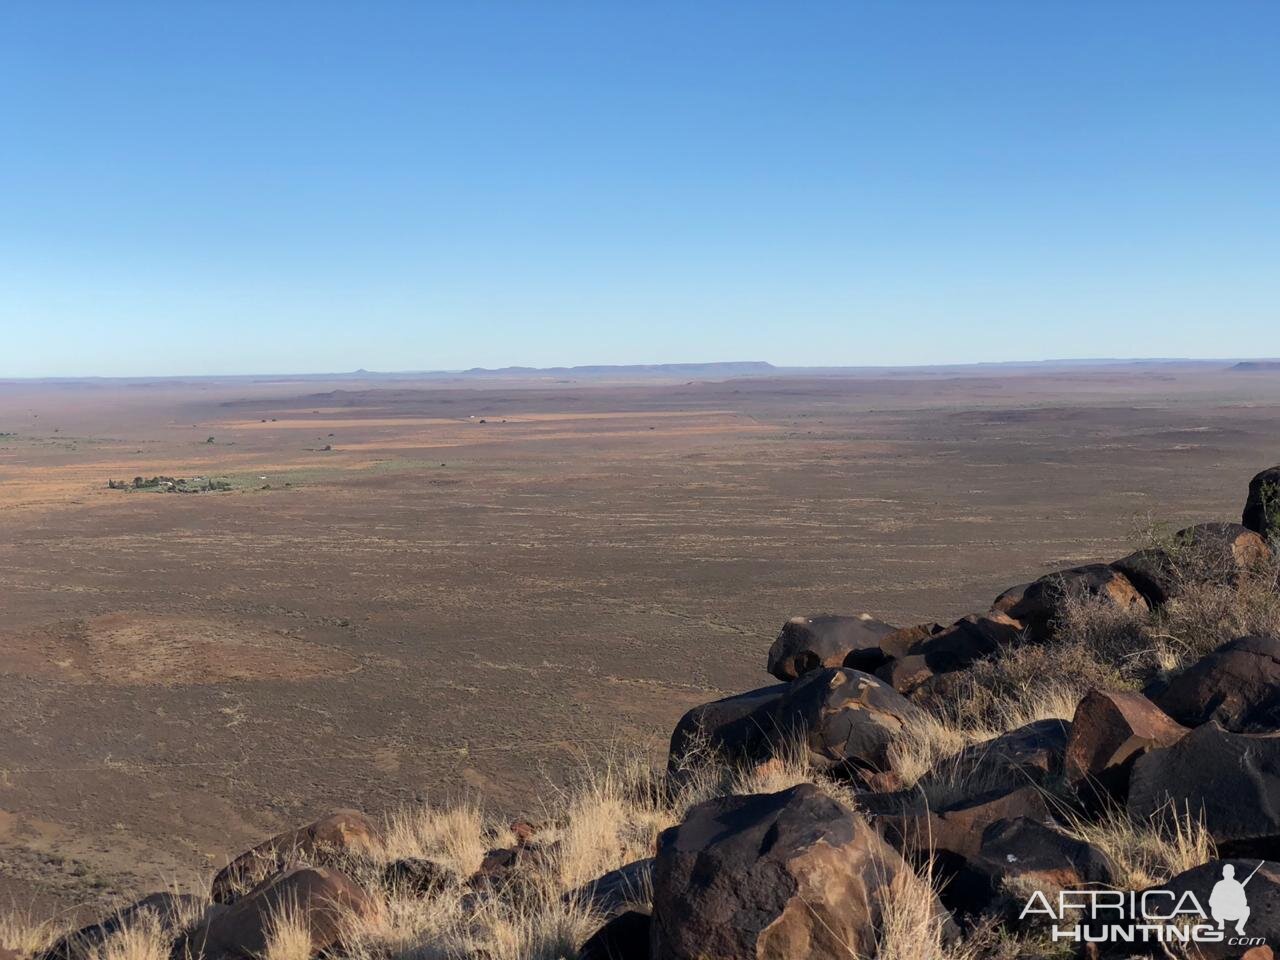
[992,582,1032,617]
[1244,466,1280,536]
[1064,689,1188,802]
[944,719,1070,797]
[1128,723,1280,856]
[874,621,946,661]
[1114,524,1270,608]
[1155,635,1280,731]
[1176,522,1272,578]
[1111,547,1180,606]
[875,613,1023,694]
[666,683,787,782]
[651,783,944,959]
[1149,859,1280,959]
[41,893,206,960]
[876,653,935,695]
[876,785,1051,863]
[913,612,1023,672]
[181,866,376,960]
[568,858,653,918]
[211,809,380,904]
[578,911,650,960]
[768,613,897,680]
[946,818,1113,917]
[668,668,924,782]
[1008,564,1148,639]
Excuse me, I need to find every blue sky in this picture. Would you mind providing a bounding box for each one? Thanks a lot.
[1,1,1277,377]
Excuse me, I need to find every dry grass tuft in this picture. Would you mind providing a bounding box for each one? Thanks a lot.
[0,912,64,959]
[262,905,316,960]
[1061,802,1216,891]
[380,801,489,881]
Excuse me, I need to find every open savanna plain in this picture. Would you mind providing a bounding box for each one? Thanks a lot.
[3,364,1280,918]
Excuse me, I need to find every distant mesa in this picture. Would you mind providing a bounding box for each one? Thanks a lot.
[458,361,776,377]
[1231,360,1280,371]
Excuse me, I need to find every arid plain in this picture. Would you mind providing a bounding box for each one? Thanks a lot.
[3,364,1279,917]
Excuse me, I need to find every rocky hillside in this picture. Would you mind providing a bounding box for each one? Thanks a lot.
[5,466,1280,960]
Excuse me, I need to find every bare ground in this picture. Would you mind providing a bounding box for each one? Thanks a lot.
[2,364,1279,917]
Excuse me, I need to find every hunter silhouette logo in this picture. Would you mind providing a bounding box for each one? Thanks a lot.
[1020,861,1268,948]
[1210,862,1264,935]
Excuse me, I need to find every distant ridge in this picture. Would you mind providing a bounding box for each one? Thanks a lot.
[1231,360,1280,371]
[458,361,776,377]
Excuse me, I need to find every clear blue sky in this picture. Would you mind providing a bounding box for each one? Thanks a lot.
[2,1,1277,377]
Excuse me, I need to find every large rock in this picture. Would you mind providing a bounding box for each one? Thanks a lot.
[1064,689,1188,801]
[41,893,207,960]
[1175,522,1272,579]
[876,785,1051,863]
[1244,465,1280,536]
[650,783,944,959]
[946,818,1113,917]
[667,684,787,783]
[768,613,896,680]
[1155,635,1280,731]
[668,669,923,782]
[211,809,380,903]
[942,719,1070,798]
[1111,547,1181,607]
[1008,564,1148,639]
[181,866,375,960]
[873,622,945,662]
[875,613,1024,694]
[1128,723,1280,856]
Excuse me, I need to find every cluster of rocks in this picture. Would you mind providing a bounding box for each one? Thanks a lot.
[11,467,1280,960]
[603,466,1280,958]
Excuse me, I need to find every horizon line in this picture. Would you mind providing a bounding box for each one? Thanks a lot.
[2,355,1279,383]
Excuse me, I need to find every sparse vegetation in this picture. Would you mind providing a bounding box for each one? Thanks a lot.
[106,475,233,493]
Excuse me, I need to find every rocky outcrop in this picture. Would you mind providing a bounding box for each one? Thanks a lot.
[1128,723,1280,856]
[767,613,896,680]
[650,783,944,959]
[1154,635,1280,731]
[211,810,380,904]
